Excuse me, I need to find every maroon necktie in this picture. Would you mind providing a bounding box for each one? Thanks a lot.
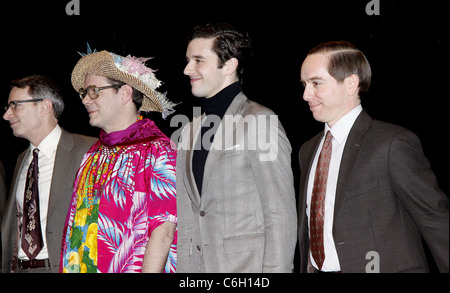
[21,148,44,260]
[310,131,333,270]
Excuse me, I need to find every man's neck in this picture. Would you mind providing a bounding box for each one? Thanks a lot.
[29,122,58,147]
[202,82,241,118]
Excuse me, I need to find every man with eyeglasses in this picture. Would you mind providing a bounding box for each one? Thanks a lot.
[59,49,178,273]
[2,75,96,273]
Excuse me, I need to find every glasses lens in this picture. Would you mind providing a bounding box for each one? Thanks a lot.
[5,101,16,112]
[79,86,100,100]
[87,85,100,99]
[79,88,87,99]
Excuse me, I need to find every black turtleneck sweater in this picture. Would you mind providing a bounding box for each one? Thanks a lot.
[193,82,242,195]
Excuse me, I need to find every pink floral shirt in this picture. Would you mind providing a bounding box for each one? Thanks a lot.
[60,119,177,273]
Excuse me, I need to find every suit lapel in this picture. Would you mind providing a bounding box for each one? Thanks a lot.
[46,129,75,219]
[301,132,323,196]
[201,93,247,196]
[184,115,203,207]
[2,149,27,269]
[10,151,27,205]
[299,132,323,221]
[334,110,372,218]
[7,151,27,222]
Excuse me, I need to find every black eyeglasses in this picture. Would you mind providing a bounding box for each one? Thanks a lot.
[78,85,121,100]
[4,99,44,112]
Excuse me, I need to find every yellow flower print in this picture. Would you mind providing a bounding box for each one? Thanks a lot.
[78,244,85,261]
[68,251,80,266]
[86,223,98,265]
[80,263,87,273]
[76,191,85,209]
[74,207,88,227]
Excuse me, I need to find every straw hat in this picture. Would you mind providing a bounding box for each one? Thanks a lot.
[71,50,176,117]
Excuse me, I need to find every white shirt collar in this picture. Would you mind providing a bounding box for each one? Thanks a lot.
[30,125,62,159]
[325,105,362,144]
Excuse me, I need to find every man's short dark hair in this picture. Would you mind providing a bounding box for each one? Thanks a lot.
[187,23,252,83]
[308,41,372,95]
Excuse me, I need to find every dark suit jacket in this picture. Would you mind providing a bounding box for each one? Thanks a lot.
[0,160,6,223]
[0,160,6,267]
[298,110,449,273]
[1,128,96,272]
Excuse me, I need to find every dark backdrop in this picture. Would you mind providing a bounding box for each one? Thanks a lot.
[0,0,446,272]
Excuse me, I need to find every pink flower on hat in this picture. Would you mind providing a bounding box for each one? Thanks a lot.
[122,55,154,76]
[111,52,162,90]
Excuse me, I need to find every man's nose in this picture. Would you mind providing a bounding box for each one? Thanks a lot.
[3,107,13,120]
[184,61,193,76]
[81,95,92,106]
[303,85,313,101]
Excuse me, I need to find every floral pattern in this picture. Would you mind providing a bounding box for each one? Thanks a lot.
[60,119,177,273]
[110,53,162,90]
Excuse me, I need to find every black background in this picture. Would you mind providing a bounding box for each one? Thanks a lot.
[0,0,447,272]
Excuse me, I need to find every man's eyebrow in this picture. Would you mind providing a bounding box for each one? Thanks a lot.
[306,76,325,82]
[186,54,205,60]
[300,76,324,83]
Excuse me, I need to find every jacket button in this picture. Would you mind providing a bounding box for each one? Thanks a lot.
[199,211,206,217]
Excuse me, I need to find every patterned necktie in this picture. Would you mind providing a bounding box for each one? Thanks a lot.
[21,148,44,260]
[310,130,333,270]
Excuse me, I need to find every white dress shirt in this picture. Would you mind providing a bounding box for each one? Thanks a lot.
[16,125,62,260]
[306,105,362,271]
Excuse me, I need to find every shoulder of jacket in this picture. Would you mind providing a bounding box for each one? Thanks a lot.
[59,129,97,151]
[242,99,275,117]
[369,119,416,140]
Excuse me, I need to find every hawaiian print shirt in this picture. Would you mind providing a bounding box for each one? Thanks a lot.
[60,119,177,273]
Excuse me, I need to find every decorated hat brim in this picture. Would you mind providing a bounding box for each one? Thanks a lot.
[71,50,165,113]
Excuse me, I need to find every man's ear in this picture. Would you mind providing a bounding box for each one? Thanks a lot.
[120,84,134,104]
[224,57,239,76]
[345,73,360,97]
[40,99,54,117]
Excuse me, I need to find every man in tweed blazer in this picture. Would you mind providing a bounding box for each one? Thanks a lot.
[176,24,297,273]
